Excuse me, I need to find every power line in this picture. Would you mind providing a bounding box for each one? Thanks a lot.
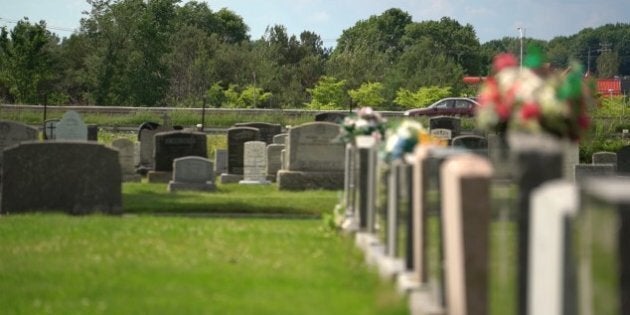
[0,17,77,33]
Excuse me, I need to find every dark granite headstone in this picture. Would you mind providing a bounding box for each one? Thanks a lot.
[314,112,347,123]
[429,116,461,135]
[153,131,207,172]
[617,146,630,174]
[233,122,281,144]
[451,135,488,150]
[87,124,98,141]
[0,120,38,163]
[0,142,121,214]
[227,127,260,175]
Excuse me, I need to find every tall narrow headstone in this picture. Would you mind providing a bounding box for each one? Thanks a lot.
[563,141,580,181]
[528,181,578,315]
[266,144,285,182]
[137,123,170,171]
[410,146,432,284]
[214,149,228,175]
[87,124,99,141]
[240,141,270,184]
[112,138,141,182]
[221,127,260,184]
[354,135,378,231]
[441,154,493,315]
[55,111,87,141]
[616,146,630,175]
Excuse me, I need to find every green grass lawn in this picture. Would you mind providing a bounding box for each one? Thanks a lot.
[123,183,340,216]
[0,215,408,315]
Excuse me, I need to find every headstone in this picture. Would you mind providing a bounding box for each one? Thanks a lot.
[138,125,171,170]
[43,119,59,140]
[168,156,215,192]
[0,120,38,168]
[354,136,378,231]
[451,135,488,155]
[429,116,461,141]
[214,149,228,175]
[410,146,432,284]
[111,138,141,182]
[266,144,285,182]
[233,122,281,144]
[509,133,564,315]
[528,181,578,315]
[574,164,615,182]
[563,141,580,181]
[221,127,260,184]
[441,154,493,315]
[341,143,358,231]
[277,122,345,190]
[592,151,617,167]
[0,142,122,214]
[273,133,288,145]
[314,112,347,123]
[239,141,270,184]
[151,130,207,173]
[576,178,630,315]
[616,146,630,175]
[87,124,98,141]
[55,111,87,141]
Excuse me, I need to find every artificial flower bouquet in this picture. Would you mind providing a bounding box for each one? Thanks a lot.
[476,46,596,142]
[338,107,387,143]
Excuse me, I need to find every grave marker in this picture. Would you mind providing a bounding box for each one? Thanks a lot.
[168,156,215,192]
[239,141,270,184]
[111,138,141,182]
[56,111,87,141]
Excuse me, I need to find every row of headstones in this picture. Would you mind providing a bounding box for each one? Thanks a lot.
[340,136,630,315]
[218,122,347,190]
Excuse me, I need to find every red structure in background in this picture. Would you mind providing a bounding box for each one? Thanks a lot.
[597,79,622,97]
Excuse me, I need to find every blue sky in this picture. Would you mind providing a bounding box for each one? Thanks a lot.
[1,0,628,46]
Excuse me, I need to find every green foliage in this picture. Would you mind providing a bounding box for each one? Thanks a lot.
[394,86,452,109]
[596,51,620,77]
[347,82,385,108]
[305,76,348,110]
[239,85,272,108]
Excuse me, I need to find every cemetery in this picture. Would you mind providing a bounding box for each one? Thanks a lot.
[1,54,630,315]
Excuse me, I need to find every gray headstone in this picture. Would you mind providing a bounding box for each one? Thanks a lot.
[0,120,38,165]
[574,164,615,182]
[234,122,281,144]
[138,126,170,169]
[87,124,98,141]
[529,181,578,315]
[0,142,122,214]
[55,111,87,141]
[277,122,345,190]
[227,127,260,175]
[592,151,617,166]
[286,122,344,172]
[451,135,488,151]
[355,136,378,232]
[111,138,136,175]
[214,149,228,175]
[563,141,580,181]
[616,146,630,174]
[240,141,269,184]
[266,144,285,179]
[43,119,59,140]
[273,133,288,145]
[168,156,215,192]
[153,131,207,172]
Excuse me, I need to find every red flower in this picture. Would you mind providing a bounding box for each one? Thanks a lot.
[578,114,590,129]
[520,102,541,120]
[496,102,511,120]
[493,53,518,73]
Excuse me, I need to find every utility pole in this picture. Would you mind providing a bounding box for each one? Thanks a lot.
[517,27,524,70]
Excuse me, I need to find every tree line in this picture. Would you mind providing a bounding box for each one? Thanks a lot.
[1,0,629,109]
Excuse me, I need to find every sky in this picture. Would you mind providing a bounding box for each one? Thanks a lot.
[0,0,628,46]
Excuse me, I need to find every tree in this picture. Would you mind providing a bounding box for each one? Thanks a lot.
[348,82,385,108]
[394,86,451,109]
[305,76,348,110]
[597,50,620,77]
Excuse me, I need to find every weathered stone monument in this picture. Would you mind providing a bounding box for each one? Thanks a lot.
[266,143,285,182]
[221,127,260,184]
[0,142,122,214]
[214,149,228,176]
[168,156,215,192]
[111,138,141,182]
[429,116,461,141]
[239,141,270,184]
[0,120,38,170]
[55,111,87,141]
[273,133,287,145]
[137,122,171,172]
[277,122,345,190]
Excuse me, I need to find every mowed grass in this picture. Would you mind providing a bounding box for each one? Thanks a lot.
[0,215,409,315]
[123,183,340,216]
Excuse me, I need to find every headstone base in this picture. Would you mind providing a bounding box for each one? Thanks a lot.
[277,170,344,190]
[375,254,405,281]
[238,179,271,185]
[220,173,243,184]
[341,215,359,233]
[168,181,215,192]
[408,287,446,315]
[396,271,423,294]
[355,232,380,251]
[123,174,142,182]
[147,171,172,183]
